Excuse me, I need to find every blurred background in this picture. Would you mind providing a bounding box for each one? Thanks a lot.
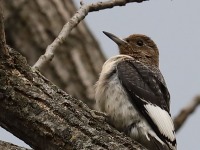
[0,0,200,149]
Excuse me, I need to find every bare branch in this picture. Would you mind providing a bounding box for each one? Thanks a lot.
[173,95,200,132]
[33,0,147,70]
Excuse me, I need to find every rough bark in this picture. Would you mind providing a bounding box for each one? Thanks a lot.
[2,0,106,108]
[0,140,31,150]
[0,47,146,150]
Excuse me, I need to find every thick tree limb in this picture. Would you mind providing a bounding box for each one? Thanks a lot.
[0,47,146,150]
[173,95,200,132]
[33,0,147,70]
[0,140,31,150]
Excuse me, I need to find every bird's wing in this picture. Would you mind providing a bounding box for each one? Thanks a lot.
[117,60,176,149]
[152,68,171,111]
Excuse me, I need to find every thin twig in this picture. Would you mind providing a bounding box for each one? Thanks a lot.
[173,95,200,132]
[32,0,147,70]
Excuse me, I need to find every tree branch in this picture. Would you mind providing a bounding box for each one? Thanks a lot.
[173,95,200,132]
[0,140,31,150]
[32,0,147,70]
[0,48,146,150]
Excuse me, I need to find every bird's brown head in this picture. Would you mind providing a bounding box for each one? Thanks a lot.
[103,31,159,67]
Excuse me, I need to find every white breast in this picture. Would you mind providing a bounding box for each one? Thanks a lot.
[95,55,146,130]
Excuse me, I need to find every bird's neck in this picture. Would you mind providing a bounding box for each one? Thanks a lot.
[128,54,159,68]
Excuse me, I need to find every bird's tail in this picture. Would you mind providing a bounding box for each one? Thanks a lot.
[148,133,169,150]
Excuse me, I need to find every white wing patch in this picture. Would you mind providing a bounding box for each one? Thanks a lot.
[144,104,175,142]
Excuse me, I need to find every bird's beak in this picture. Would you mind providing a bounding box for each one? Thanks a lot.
[103,31,127,45]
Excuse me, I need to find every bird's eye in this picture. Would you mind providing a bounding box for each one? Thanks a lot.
[136,40,144,46]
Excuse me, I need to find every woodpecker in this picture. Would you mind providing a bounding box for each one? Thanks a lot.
[95,31,177,150]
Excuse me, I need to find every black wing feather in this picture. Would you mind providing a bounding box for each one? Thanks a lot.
[117,60,171,145]
[117,60,170,111]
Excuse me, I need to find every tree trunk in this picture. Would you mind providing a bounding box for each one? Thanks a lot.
[0,46,145,150]
[2,0,105,108]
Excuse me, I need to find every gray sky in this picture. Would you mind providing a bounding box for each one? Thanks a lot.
[0,0,200,149]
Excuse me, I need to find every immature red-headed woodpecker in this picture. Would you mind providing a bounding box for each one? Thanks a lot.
[95,31,177,150]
